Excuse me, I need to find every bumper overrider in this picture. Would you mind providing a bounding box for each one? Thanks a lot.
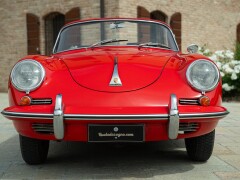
[1,94,229,140]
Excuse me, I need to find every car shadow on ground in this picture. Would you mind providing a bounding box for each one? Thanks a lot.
[0,135,202,179]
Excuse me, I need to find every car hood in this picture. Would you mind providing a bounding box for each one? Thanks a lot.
[59,47,176,92]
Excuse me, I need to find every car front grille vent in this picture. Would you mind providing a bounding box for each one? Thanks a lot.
[178,122,199,134]
[179,98,199,105]
[32,123,54,134]
[31,98,52,105]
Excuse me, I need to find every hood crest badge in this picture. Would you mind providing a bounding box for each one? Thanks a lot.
[109,56,122,86]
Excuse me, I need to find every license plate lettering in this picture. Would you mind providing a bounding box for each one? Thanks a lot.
[88,124,144,142]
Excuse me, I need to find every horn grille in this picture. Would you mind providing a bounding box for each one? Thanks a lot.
[179,122,199,134]
[32,123,54,134]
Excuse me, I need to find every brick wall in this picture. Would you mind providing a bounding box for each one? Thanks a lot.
[0,0,240,92]
[0,0,118,92]
[119,0,240,52]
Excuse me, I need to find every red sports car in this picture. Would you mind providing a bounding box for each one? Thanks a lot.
[2,18,229,164]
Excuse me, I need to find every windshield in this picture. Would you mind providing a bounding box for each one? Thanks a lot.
[54,20,178,53]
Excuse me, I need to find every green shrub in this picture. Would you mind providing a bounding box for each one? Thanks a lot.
[234,42,240,60]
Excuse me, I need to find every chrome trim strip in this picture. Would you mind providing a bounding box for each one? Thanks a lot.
[53,94,64,140]
[179,99,199,105]
[180,99,197,102]
[109,56,122,86]
[52,19,179,54]
[1,111,167,120]
[31,99,52,105]
[1,111,53,119]
[168,94,179,139]
[65,114,168,120]
[32,99,52,102]
[179,111,229,119]
[31,99,52,103]
[1,110,229,120]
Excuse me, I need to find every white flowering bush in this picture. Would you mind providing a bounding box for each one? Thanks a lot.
[199,45,240,97]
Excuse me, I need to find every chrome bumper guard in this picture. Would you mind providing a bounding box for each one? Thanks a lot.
[168,94,179,139]
[53,94,64,140]
[1,94,229,140]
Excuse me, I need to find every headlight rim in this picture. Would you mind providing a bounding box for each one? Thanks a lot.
[186,59,220,92]
[10,59,45,93]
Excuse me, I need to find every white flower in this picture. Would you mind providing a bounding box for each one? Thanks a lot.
[222,64,234,73]
[222,83,235,91]
[198,47,203,52]
[204,49,210,54]
[215,61,222,69]
[231,60,240,65]
[210,54,218,61]
[225,50,234,59]
[215,50,224,58]
[234,65,240,73]
[220,71,225,77]
[231,73,238,80]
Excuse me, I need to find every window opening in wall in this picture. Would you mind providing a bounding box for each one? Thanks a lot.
[170,12,182,50]
[26,13,40,54]
[150,10,167,22]
[237,23,240,43]
[45,12,65,55]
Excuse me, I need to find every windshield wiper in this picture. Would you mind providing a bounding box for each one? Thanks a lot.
[89,39,128,49]
[138,42,171,49]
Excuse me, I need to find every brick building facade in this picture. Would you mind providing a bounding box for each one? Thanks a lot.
[0,0,240,92]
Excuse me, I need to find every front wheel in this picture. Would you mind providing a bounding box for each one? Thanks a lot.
[185,130,215,162]
[19,134,49,165]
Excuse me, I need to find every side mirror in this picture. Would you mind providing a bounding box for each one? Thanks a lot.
[187,44,198,54]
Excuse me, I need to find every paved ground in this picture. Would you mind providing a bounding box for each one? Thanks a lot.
[0,93,239,180]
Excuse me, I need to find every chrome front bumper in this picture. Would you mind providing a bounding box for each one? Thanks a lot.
[1,94,229,140]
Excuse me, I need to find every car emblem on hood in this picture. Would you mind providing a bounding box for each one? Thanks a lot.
[109,57,122,86]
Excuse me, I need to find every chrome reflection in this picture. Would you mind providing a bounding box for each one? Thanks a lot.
[168,94,180,139]
[109,56,122,86]
[53,94,64,140]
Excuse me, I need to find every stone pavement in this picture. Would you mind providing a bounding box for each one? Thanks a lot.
[0,92,239,179]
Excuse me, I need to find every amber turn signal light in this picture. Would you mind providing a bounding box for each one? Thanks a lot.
[199,96,210,106]
[20,96,32,106]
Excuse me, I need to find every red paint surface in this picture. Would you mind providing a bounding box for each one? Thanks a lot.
[60,47,175,92]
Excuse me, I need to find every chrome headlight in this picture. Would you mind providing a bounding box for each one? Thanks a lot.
[186,60,219,92]
[11,60,45,93]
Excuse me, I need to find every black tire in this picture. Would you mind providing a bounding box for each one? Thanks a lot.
[185,130,215,162]
[19,134,49,165]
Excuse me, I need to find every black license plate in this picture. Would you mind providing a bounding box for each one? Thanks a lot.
[88,124,144,142]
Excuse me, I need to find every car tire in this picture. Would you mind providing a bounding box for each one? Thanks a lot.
[185,130,215,162]
[19,134,49,165]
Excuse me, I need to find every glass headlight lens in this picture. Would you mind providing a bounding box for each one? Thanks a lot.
[11,60,45,92]
[186,60,219,92]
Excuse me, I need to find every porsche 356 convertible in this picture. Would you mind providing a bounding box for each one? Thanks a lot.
[1,18,229,164]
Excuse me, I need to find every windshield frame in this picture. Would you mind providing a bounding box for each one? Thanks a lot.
[52,19,179,54]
